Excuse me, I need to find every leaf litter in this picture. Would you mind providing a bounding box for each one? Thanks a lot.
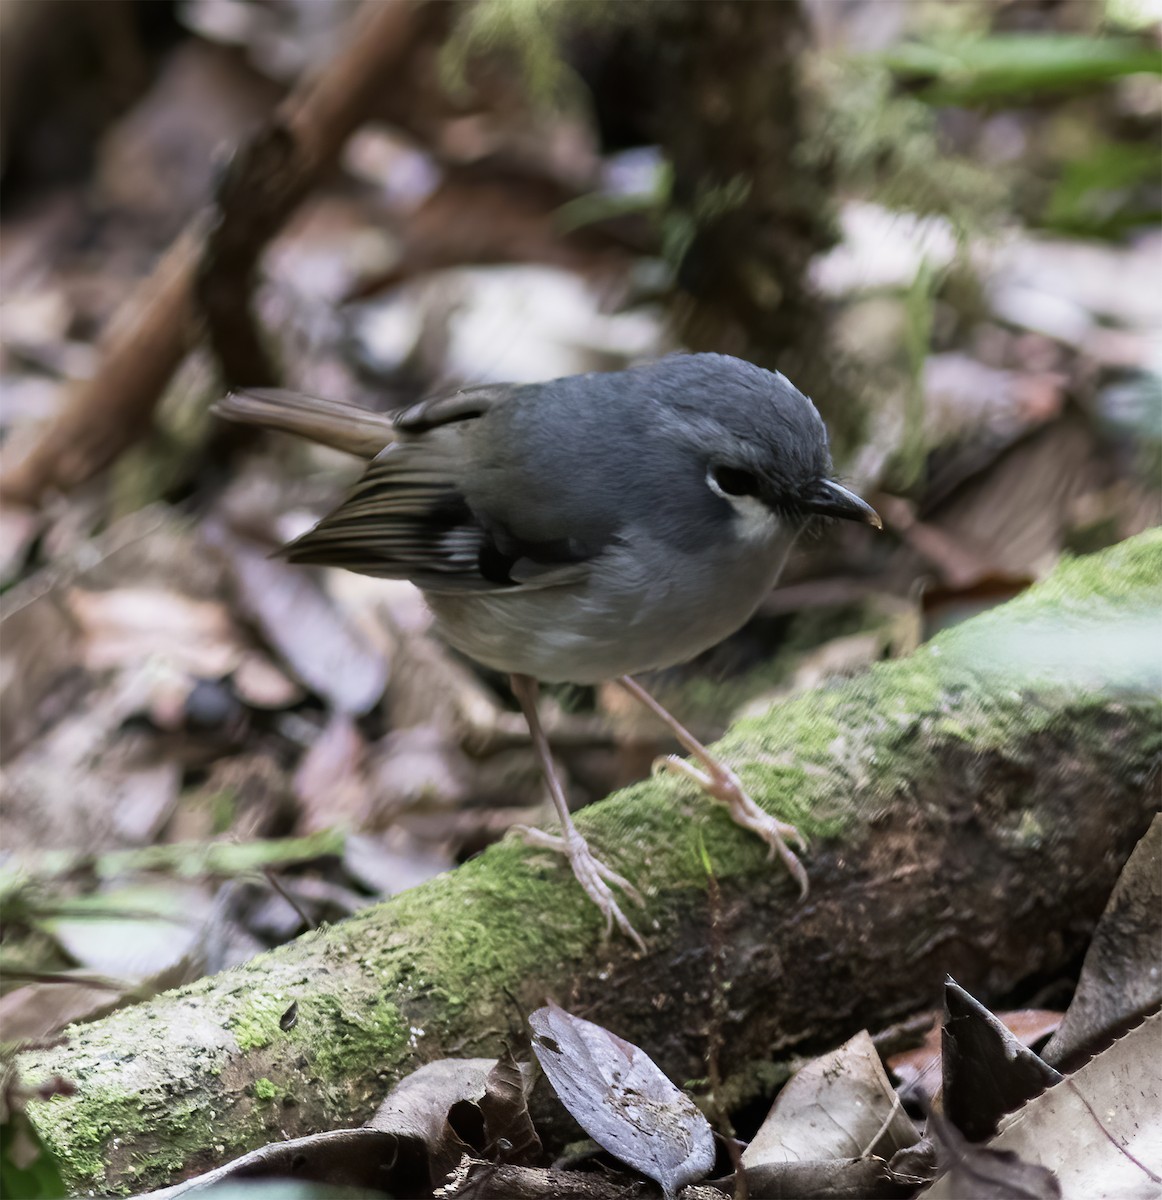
[529,1003,715,1199]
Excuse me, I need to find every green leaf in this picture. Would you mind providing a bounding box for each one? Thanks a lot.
[2,831,346,887]
[1,1115,67,1200]
[878,34,1161,103]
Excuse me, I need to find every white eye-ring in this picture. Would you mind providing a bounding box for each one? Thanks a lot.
[707,464,760,500]
[707,464,782,541]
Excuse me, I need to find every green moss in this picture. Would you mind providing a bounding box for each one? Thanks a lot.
[442,0,627,107]
[27,1082,215,1193]
[804,57,1008,229]
[347,533,1162,1008]
[295,992,410,1082]
[25,933,419,1192]
[24,1089,126,1189]
[228,990,291,1053]
[365,755,845,1025]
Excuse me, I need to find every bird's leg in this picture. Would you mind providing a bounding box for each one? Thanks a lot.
[510,674,647,951]
[617,675,810,897]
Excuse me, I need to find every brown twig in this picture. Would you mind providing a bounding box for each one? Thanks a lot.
[0,0,429,507]
[261,866,317,934]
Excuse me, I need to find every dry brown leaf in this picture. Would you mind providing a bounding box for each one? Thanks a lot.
[367,1057,502,1188]
[530,1003,714,1200]
[209,523,389,715]
[232,651,305,710]
[927,1014,1162,1200]
[292,712,371,834]
[66,586,243,677]
[744,1030,920,1169]
[890,1009,1063,1110]
[942,980,1062,1143]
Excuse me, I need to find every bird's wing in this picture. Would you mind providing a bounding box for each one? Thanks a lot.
[283,429,595,594]
[391,383,514,433]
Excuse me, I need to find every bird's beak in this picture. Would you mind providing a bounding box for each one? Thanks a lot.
[806,479,882,528]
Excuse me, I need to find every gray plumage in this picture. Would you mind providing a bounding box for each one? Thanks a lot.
[215,353,877,684]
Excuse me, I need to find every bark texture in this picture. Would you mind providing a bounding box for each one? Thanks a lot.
[20,532,1162,1194]
[643,1,854,452]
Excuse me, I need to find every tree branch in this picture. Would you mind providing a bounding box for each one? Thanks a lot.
[0,0,430,507]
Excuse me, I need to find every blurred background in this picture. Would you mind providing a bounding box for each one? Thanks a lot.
[0,0,1159,1104]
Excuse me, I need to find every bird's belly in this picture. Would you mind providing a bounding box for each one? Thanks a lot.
[425,537,795,684]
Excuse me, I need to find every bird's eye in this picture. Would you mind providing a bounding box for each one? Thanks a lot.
[710,465,760,498]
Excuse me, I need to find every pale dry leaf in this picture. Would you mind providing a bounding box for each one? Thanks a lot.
[0,980,123,1045]
[367,1057,497,1187]
[67,586,243,677]
[926,1013,1162,1200]
[292,711,371,833]
[122,1128,399,1199]
[342,832,452,897]
[232,652,305,709]
[1,689,178,855]
[743,1029,920,1169]
[529,1003,714,1199]
[924,1111,1061,1200]
[209,523,388,714]
[0,583,84,757]
[46,881,215,987]
[0,502,44,586]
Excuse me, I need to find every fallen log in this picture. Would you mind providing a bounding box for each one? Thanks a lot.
[19,531,1162,1194]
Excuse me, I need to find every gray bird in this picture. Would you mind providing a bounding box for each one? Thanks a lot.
[215,353,880,948]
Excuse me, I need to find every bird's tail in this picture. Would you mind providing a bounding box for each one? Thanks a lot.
[212,389,394,459]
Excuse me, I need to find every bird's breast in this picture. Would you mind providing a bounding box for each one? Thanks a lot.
[425,522,799,684]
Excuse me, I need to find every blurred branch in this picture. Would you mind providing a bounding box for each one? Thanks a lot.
[344,161,645,302]
[0,223,205,508]
[196,127,298,390]
[0,0,433,508]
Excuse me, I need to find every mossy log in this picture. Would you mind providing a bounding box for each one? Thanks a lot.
[20,533,1162,1194]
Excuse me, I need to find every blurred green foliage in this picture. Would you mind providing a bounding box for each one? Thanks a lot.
[1,1115,67,1200]
[802,60,1007,231]
[896,258,943,492]
[2,831,345,888]
[879,33,1161,103]
[871,27,1161,241]
[1043,140,1161,236]
[443,0,624,106]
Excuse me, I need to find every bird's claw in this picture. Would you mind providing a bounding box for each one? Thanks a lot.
[515,825,647,952]
[652,754,810,898]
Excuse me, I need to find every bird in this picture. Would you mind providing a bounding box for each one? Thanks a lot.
[214,353,880,949]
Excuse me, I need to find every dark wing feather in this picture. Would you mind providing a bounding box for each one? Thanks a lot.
[283,436,592,594]
[392,383,511,433]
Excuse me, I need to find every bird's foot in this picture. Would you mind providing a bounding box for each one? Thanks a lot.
[653,755,810,897]
[515,824,647,952]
